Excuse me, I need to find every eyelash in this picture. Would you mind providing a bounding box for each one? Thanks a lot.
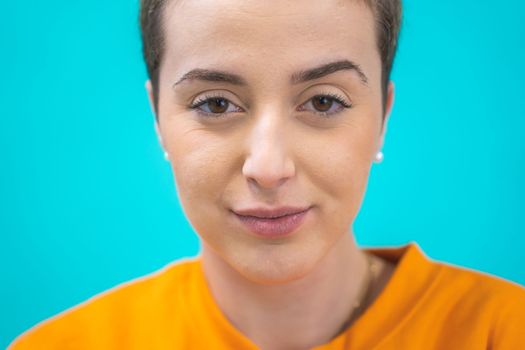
[188,92,352,118]
[299,92,353,117]
[189,93,242,116]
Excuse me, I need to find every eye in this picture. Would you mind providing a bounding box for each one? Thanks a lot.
[189,94,243,117]
[298,93,352,117]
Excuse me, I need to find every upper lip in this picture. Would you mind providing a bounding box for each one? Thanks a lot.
[232,206,311,219]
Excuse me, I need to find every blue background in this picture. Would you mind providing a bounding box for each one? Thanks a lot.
[1,0,524,347]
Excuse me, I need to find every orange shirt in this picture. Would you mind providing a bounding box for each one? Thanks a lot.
[9,243,525,349]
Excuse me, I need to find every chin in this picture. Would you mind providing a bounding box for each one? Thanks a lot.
[226,240,328,285]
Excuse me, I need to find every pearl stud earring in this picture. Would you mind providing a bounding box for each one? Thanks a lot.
[164,150,170,161]
[374,151,384,163]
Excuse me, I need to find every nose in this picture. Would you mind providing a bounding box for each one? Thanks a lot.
[242,111,296,190]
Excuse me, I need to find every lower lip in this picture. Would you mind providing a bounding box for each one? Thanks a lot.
[234,208,310,238]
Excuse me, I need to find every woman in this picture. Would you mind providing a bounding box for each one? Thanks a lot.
[10,0,525,349]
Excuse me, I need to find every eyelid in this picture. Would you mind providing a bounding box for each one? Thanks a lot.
[190,91,240,108]
[188,91,245,117]
[312,92,351,108]
[297,91,353,117]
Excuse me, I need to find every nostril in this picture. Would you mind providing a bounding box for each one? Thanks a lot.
[247,175,289,190]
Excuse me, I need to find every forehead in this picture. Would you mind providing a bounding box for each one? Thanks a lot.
[161,0,380,85]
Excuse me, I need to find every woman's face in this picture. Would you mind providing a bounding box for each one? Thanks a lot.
[151,0,393,284]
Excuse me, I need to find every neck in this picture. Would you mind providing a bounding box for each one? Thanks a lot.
[201,232,370,350]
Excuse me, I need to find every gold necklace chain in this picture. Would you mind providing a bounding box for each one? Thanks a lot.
[353,252,379,311]
[336,252,379,335]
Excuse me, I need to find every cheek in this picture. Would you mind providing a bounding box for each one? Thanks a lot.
[308,126,374,186]
[165,125,236,209]
[297,120,377,224]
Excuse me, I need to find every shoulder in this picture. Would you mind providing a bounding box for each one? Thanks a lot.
[8,257,200,349]
[430,261,525,348]
[435,261,525,308]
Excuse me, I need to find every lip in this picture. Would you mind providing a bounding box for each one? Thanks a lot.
[232,206,311,238]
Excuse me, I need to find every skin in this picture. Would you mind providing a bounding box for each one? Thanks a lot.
[146,0,396,348]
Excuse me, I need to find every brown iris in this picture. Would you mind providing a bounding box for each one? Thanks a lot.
[208,98,229,113]
[312,96,333,112]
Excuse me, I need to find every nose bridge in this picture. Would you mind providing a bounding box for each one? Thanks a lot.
[242,106,295,189]
[251,108,283,148]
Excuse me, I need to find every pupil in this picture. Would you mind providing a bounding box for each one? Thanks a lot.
[313,96,332,112]
[209,98,228,113]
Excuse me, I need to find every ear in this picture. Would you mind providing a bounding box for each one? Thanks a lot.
[145,80,166,152]
[145,80,156,116]
[378,81,395,150]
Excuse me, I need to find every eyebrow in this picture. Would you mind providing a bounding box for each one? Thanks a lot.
[172,59,368,88]
[291,59,369,85]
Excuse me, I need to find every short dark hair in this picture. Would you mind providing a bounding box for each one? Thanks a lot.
[139,0,402,115]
